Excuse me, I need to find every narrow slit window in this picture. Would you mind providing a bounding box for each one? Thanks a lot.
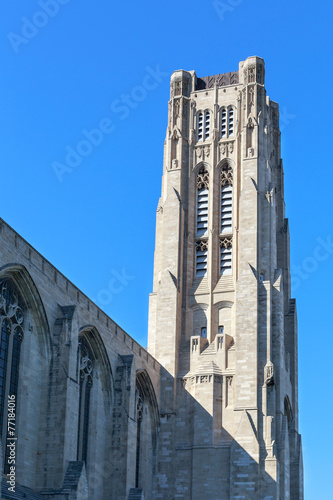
[201,327,207,338]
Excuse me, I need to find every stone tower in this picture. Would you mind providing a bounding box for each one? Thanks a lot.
[148,57,303,499]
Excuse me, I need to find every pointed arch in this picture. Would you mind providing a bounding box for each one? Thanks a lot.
[136,369,159,426]
[135,369,159,491]
[193,160,211,174]
[78,325,114,403]
[76,326,114,478]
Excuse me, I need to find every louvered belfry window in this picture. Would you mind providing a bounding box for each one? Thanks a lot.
[197,112,203,141]
[221,107,234,138]
[196,167,209,277]
[220,164,233,275]
[204,112,210,140]
[228,108,234,136]
[221,185,233,234]
[198,111,210,142]
[221,109,227,138]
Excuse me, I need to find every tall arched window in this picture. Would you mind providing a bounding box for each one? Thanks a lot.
[221,107,234,138]
[77,337,94,463]
[0,280,24,473]
[220,165,233,275]
[196,167,209,277]
[197,111,210,141]
[134,371,158,495]
[135,386,144,488]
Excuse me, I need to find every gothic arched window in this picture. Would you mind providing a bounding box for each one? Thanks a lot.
[220,165,233,275]
[77,337,94,463]
[0,280,24,473]
[135,387,144,488]
[196,167,209,277]
[197,111,210,141]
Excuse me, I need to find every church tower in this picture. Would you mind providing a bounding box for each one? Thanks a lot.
[148,57,303,499]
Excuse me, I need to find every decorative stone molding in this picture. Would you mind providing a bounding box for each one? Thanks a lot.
[197,167,209,190]
[220,165,233,186]
[219,140,234,159]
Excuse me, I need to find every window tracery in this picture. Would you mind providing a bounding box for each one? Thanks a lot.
[77,337,94,463]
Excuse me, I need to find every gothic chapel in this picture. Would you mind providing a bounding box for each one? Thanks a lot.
[0,56,303,499]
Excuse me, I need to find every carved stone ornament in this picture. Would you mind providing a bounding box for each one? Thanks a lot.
[227,376,233,386]
[220,236,232,249]
[196,147,202,159]
[248,117,254,129]
[265,362,274,386]
[204,146,210,157]
[197,167,209,190]
[196,239,208,252]
[220,144,226,156]
[220,165,233,187]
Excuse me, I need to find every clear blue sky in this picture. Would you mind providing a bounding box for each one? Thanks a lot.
[1,0,332,496]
